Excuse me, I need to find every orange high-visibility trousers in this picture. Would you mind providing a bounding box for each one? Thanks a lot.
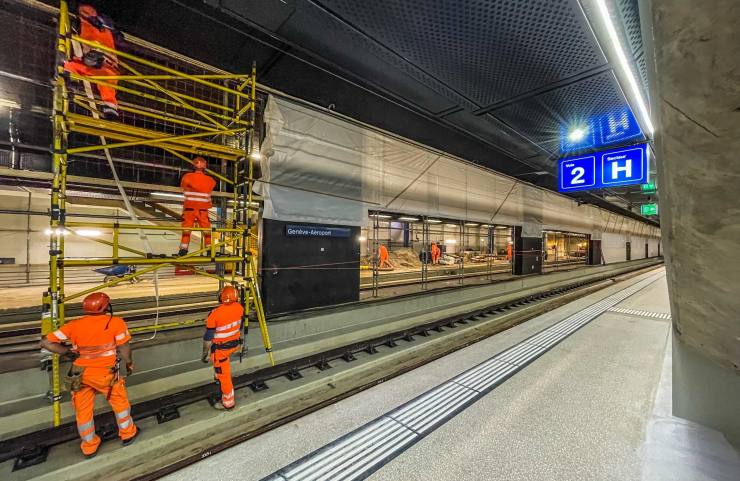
[180,208,211,251]
[64,61,118,107]
[210,346,238,408]
[71,367,137,455]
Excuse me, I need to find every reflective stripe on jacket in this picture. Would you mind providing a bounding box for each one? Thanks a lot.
[47,315,130,368]
[181,171,216,210]
[206,303,244,345]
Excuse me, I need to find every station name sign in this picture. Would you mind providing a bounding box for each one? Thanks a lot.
[558,143,649,193]
[286,225,351,237]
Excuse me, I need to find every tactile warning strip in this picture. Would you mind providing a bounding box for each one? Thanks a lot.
[261,272,665,481]
[607,307,671,320]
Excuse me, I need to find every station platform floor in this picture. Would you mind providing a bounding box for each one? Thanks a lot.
[165,267,740,481]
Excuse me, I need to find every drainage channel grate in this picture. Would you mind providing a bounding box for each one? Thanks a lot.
[607,307,671,320]
[262,272,665,481]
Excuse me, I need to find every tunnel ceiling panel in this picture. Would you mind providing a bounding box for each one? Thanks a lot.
[314,0,606,107]
[490,71,645,156]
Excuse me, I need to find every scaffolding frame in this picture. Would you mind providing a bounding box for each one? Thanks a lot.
[42,1,273,427]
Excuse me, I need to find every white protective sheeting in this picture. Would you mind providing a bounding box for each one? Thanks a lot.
[259,96,660,239]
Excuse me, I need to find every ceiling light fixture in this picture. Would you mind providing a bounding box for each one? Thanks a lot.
[464,223,479,226]
[425,219,442,223]
[358,236,366,242]
[251,152,261,160]
[398,217,419,222]
[152,192,184,199]
[76,230,101,237]
[445,239,456,244]
[568,128,586,141]
[595,0,654,134]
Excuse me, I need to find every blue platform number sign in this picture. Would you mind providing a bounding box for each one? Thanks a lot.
[559,144,648,192]
[286,225,351,237]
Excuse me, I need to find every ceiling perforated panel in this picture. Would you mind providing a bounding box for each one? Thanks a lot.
[315,0,606,107]
[617,0,643,55]
[490,71,642,155]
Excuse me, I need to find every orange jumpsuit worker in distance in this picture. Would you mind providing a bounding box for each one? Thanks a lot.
[431,242,441,264]
[202,286,244,411]
[64,5,120,120]
[39,293,140,458]
[378,245,394,269]
[507,243,513,261]
[178,157,216,257]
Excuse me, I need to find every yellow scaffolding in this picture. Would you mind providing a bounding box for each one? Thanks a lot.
[44,1,273,427]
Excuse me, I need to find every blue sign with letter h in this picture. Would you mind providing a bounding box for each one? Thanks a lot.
[558,144,648,192]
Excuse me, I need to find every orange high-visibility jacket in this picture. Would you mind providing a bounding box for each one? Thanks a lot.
[206,303,244,344]
[47,315,130,368]
[77,17,117,68]
[181,171,216,210]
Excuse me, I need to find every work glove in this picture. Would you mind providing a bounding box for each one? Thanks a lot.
[126,362,134,376]
[66,351,81,362]
[82,50,105,69]
[201,353,209,364]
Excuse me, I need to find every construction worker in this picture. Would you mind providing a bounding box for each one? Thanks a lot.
[431,242,441,264]
[202,285,244,410]
[378,245,394,269]
[64,5,121,120]
[507,242,513,262]
[39,293,139,458]
[178,157,216,257]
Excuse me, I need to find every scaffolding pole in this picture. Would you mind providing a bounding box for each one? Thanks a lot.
[43,2,272,428]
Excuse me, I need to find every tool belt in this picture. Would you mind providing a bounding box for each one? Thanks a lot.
[65,365,87,393]
[211,338,241,353]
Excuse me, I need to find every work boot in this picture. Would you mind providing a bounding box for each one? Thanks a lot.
[175,249,188,258]
[122,427,141,447]
[213,402,234,412]
[85,449,99,460]
[102,105,119,121]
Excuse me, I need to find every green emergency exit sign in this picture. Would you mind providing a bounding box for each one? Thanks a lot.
[641,204,658,215]
[640,182,656,192]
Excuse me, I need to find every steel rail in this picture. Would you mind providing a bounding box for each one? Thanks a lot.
[0,263,662,469]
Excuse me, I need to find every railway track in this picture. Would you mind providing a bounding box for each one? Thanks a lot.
[0,263,660,471]
[0,292,219,355]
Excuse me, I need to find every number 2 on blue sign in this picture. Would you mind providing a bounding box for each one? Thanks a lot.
[560,156,595,191]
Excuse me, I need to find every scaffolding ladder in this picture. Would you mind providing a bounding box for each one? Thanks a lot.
[42,1,273,427]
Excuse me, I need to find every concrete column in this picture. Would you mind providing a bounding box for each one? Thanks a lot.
[648,0,740,447]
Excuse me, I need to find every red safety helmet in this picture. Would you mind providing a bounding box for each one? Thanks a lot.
[82,292,111,314]
[78,5,98,20]
[193,157,207,171]
[220,286,239,305]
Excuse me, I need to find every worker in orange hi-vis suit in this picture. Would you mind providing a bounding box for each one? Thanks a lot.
[39,293,140,458]
[431,242,441,264]
[178,157,216,257]
[201,286,244,410]
[64,5,121,120]
[507,243,513,261]
[378,245,394,269]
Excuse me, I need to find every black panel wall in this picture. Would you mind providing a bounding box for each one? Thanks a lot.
[513,226,543,276]
[260,219,360,316]
[588,239,602,265]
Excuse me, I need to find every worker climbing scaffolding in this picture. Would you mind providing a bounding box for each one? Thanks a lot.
[178,157,216,257]
[64,4,121,120]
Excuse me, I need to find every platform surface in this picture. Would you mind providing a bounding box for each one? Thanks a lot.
[165,268,740,481]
